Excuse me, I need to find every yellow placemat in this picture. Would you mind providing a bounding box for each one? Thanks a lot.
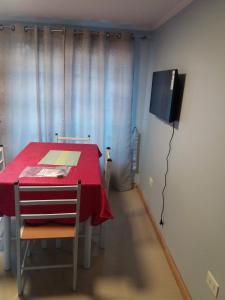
[38,150,81,166]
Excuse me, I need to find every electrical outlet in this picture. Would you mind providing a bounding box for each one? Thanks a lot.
[149,177,154,187]
[206,271,219,297]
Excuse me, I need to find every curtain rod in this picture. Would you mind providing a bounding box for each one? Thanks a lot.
[0,24,15,31]
[0,24,148,39]
[24,27,129,39]
[24,27,63,33]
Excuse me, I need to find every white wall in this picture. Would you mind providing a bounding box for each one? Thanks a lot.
[137,0,225,299]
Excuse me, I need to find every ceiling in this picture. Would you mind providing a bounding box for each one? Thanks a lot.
[0,0,194,31]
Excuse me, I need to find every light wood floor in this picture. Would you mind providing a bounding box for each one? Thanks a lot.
[0,188,183,299]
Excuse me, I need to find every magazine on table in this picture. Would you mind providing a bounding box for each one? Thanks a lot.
[19,166,71,178]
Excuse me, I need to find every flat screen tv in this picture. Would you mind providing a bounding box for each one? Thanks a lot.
[149,69,183,123]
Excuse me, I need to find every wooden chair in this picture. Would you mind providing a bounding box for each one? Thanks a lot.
[55,133,91,144]
[99,147,112,248]
[0,145,6,171]
[14,181,81,295]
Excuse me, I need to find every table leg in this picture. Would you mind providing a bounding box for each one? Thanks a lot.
[83,217,92,269]
[3,216,11,270]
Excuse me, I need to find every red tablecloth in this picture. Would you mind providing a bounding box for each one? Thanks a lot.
[0,142,113,225]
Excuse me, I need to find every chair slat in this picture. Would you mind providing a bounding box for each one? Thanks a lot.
[24,264,73,271]
[20,199,77,206]
[21,212,77,220]
[19,185,78,192]
[55,133,91,144]
[58,137,89,141]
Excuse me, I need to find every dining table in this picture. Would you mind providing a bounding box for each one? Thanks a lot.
[0,142,113,270]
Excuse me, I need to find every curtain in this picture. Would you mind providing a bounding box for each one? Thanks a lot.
[0,25,39,154]
[0,25,134,191]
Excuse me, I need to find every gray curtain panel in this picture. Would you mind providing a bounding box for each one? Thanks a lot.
[0,25,135,191]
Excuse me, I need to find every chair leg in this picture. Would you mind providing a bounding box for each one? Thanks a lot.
[84,217,92,269]
[3,216,11,270]
[72,237,78,291]
[16,239,22,296]
[27,240,31,257]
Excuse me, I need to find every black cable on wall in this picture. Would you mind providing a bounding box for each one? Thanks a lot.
[160,122,175,227]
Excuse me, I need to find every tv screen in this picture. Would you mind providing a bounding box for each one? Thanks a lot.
[149,69,183,123]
